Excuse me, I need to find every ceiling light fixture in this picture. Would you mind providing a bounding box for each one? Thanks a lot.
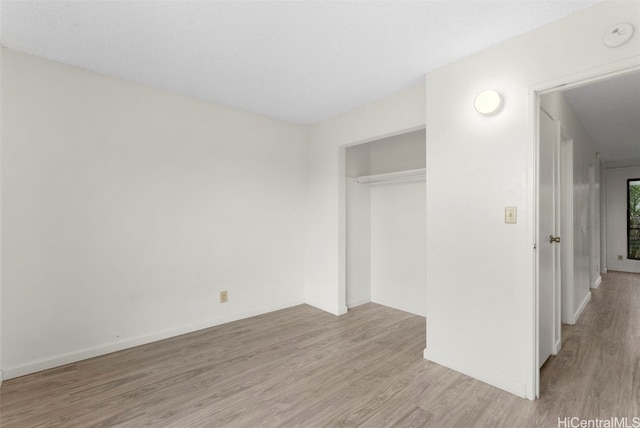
[474,90,503,116]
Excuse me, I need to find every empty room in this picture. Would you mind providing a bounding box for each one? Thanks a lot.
[1,1,639,427]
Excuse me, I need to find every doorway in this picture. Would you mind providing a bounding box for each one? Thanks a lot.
[534,65,640,398]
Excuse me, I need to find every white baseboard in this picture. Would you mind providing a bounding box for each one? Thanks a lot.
[423,347,527,399]
[3,299,303,380]
[574,291,592,323]
[371,296,426,317]
[553,338,561,355]
[0,369,3,386]
[591,276,602,289]
[606,263,640,274]
[347,297,371,308]
[305,298,348,316]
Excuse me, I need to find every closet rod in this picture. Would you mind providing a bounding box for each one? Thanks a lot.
[356,168,426,185]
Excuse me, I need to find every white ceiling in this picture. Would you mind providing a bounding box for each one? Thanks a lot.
[0,0,602,125]
[564,72,640,163]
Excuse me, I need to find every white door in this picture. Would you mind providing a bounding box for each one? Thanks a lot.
[539,108,560,368]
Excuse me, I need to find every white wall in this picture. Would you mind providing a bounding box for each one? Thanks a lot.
[541,91,599,318]
[346,143,371,307]
[0,44,3,384]
[424,0,640,399]
[369,131,426,316]
[370,181,426,316]
[1,49,307,378]
[305,86,426,315]
[369,131,426,174]
[606,164,640,273]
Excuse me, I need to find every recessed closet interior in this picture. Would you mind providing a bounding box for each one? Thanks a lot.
[345,129,426,316]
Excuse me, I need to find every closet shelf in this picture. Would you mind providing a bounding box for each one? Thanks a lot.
[356,168,426,185]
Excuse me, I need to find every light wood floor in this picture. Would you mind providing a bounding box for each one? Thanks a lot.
[1,271,638,427]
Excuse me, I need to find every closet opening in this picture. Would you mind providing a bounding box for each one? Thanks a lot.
[344,129,426,316]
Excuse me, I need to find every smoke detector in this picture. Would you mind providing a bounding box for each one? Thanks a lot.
[604,23,634,48]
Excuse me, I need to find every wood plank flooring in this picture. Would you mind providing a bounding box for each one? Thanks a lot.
[1,271,638,427]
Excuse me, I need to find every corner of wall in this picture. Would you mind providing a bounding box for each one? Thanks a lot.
[346,297,371,308]
[574,291,592,322]
[305,298,348,316]
[423,347,528,399]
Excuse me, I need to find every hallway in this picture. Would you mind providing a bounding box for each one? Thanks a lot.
[535,270,640,423]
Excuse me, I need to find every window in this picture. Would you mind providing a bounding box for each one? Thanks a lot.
[628,179,640,260]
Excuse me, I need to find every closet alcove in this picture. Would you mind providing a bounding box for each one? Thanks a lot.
[345,129,426,316]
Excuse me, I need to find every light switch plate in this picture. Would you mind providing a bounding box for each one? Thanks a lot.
[505,207,517,224]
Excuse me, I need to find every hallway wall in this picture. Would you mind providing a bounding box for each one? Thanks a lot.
[541,91,600,320]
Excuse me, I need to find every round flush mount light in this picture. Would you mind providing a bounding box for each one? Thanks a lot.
[474,90,503,116]
[604,23,634,47]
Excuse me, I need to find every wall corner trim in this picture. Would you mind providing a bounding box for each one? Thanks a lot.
[553,339,562,355]
[305,298,348,316]
[574,291,592,322]
[346,297,371,309]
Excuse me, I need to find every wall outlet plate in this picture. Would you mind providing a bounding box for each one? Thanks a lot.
[505,207,517,224]
[220,290,228,303]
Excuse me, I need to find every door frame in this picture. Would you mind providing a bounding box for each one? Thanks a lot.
[528,59,640,399]
[588,163,602,289]
[559,129,575,327]
[599,155,608,276]
[339,125,426,314]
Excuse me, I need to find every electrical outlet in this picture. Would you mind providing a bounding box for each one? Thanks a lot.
[220,290,228,303]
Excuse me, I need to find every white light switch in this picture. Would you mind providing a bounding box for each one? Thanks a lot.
[505,207,517,224]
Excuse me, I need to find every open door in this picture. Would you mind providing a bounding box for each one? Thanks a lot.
[538,107,562,368]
